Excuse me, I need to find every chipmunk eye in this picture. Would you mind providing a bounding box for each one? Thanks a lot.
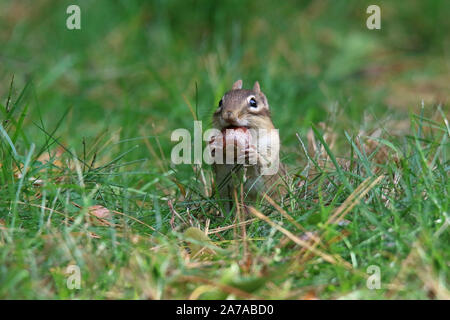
[249,97,257,108]
[218,99,223,108]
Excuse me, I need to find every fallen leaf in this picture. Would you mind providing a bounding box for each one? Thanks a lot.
[88,205,111,219]
[37,147,64,168]
[301,290,319,300]
[184,227,219,260]
[0,219,6,230]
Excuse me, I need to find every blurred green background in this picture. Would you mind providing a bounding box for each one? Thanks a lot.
[1,0,449,300]
[1,0,448,158]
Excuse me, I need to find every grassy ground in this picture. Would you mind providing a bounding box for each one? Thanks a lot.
[0,0,449,299]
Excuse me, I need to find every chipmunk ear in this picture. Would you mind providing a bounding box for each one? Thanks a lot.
[232,79,243,90]
[253,81,261,93]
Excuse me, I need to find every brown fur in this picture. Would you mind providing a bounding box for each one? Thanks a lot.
[211,80,287,211]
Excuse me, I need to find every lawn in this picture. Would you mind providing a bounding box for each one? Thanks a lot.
[0,0,448,299]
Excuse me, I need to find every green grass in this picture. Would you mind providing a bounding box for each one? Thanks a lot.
[0,0,449,299]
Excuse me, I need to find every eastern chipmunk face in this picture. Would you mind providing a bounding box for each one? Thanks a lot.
[213,80,274,131]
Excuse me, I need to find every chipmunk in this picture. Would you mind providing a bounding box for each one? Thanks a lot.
[210,80,287,211]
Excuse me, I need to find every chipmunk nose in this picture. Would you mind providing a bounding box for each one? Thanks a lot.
[224,111,237,123]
